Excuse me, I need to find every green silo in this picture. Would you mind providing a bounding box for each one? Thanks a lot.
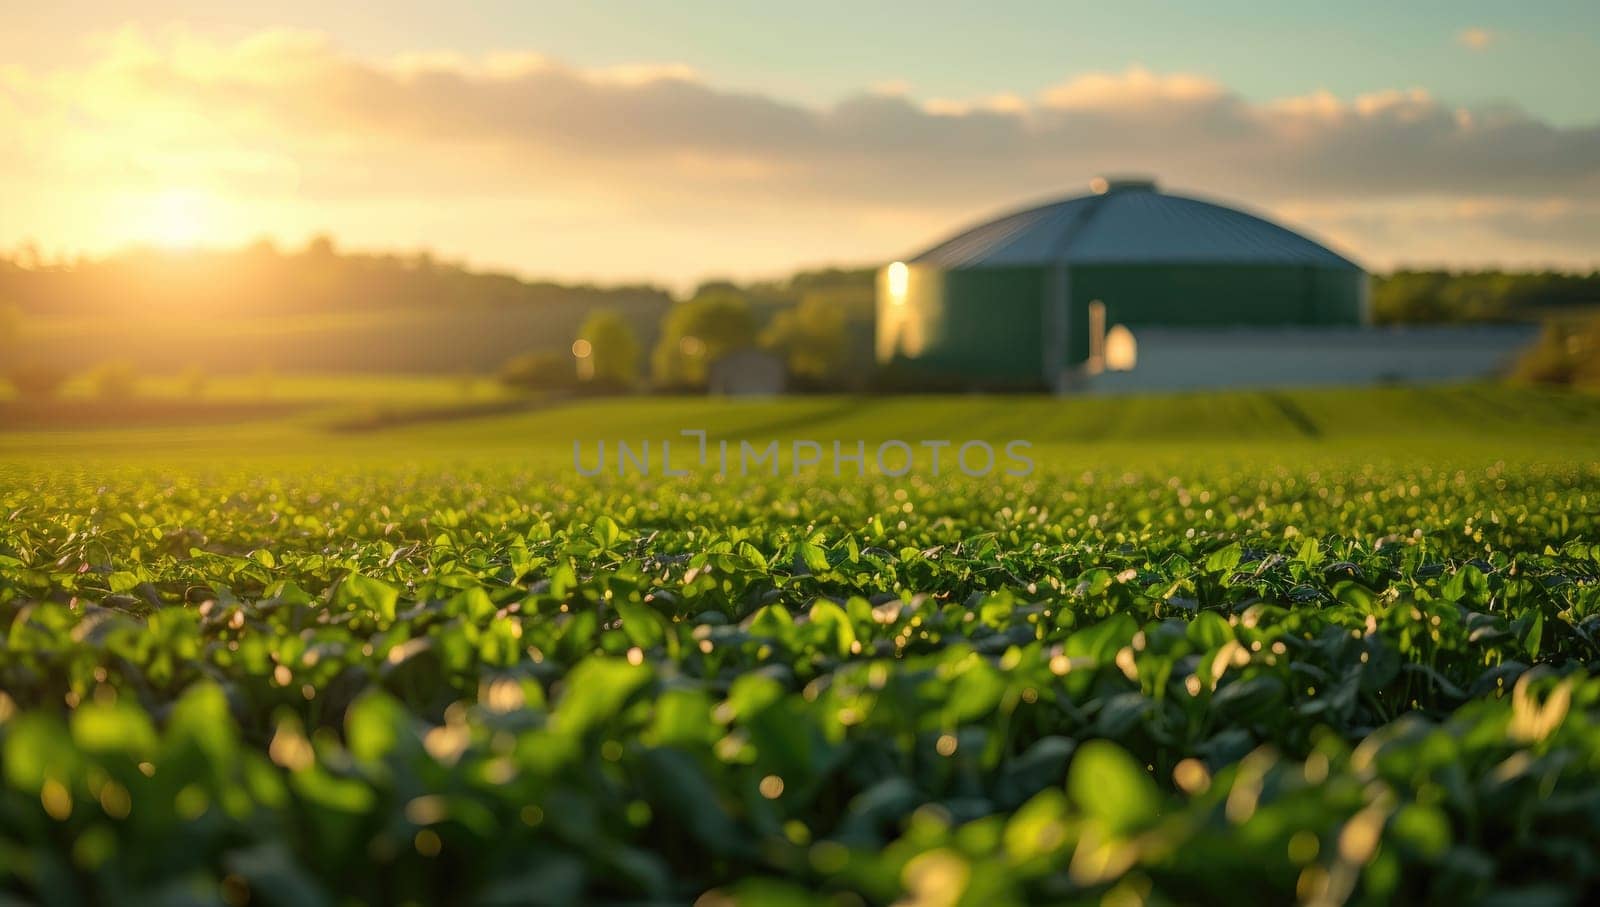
[876,178,1367,390]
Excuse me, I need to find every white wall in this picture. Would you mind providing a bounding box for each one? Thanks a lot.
[1082,325,1540,393]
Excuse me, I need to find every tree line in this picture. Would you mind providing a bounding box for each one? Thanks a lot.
[1371,270,1600,323]
[3,238,1598,396]
[500,272,875,394]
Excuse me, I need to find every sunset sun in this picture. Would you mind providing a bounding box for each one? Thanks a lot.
[141,188,216,248]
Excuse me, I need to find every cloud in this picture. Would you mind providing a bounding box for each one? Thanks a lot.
[1039,66,1226,109]
[1457,28,1495,51]
[6,28,1599,279]
[868,79,913,97]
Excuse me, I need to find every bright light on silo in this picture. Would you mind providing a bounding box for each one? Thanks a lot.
[887,261,909,302]
[1105,325,1138,371]
[571,339,593,359]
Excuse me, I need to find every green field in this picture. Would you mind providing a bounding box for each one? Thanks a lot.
[3,385,1600,905]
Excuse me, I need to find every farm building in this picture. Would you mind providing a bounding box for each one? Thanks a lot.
[877,177,1367,390]
[876,178,1530,391]
[707,348,787,396]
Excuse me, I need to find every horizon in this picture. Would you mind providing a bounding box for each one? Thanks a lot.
[7,229,1600,300]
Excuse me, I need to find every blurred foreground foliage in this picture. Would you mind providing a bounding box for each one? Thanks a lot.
[2,458,1600,904]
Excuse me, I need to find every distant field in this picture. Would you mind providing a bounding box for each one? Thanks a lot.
[2,371,507,405]
[2,384,1599,904]
[18,297,672,376]
[3,382,1597,462]
[0,372,521,433]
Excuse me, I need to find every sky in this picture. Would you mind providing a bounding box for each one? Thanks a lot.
[3,1,1598,286]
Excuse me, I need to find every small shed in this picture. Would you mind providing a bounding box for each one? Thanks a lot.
[707,348,786,396]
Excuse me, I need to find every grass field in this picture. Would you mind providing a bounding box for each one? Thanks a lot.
[2,385,1599,905]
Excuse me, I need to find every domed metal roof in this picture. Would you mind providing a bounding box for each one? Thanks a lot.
[909,179,1361,271]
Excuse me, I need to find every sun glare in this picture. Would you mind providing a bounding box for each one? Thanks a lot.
[142,189,214,249]
[886,261,909,300]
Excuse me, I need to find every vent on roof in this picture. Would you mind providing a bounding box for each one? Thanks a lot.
[1090,176,1158,194]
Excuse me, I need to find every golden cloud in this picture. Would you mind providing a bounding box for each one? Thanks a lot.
[4,27,1598,278]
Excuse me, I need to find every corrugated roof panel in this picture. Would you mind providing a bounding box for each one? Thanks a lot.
[1064,192,1356,267]
[905,185,1362,271]
[910,197,1096,267]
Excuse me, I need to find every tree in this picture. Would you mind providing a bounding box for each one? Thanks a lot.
[692,279,742,299]
[499,352,578,392]
[575,309,640,391]
[1513,314,1600,387]
[304,234,337,260]
[89,360,138,400]
[760,295,850,386]
[0,304,68,399]
[6,361,69,399]
[650,293,757,389]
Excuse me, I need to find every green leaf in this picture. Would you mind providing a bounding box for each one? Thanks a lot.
[552,657,651,736]
[70,700,158,757]
[2,714,76,791]
[1296,538,1323,566]
[1205,543,1242,574]
[593,515,622,550]
[796,541,831,575]
[1068,740,1160,836]
[346,691,411,764]
[616,598,668,650]
[1004,788,1071,863]
[805,599,857,657]
[336,573,400,622]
